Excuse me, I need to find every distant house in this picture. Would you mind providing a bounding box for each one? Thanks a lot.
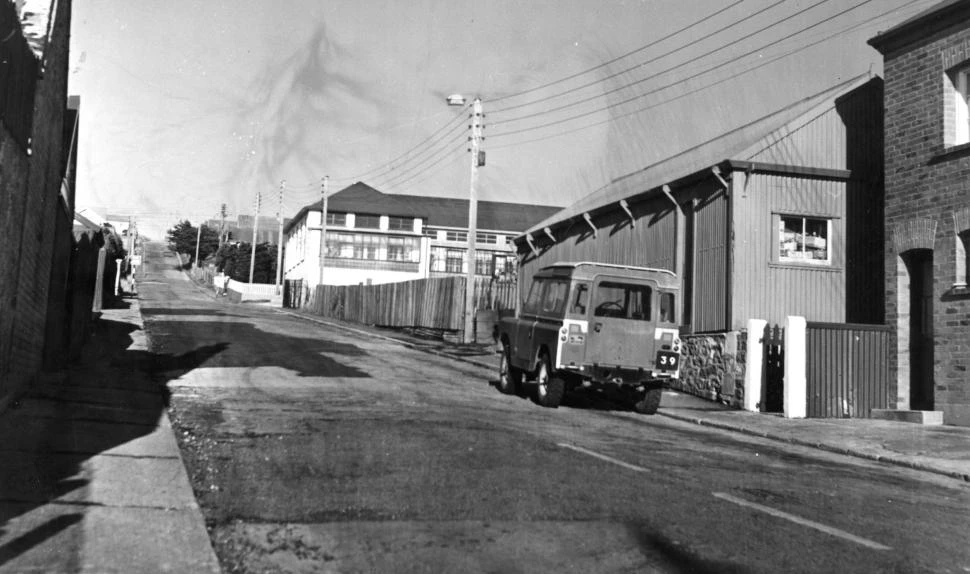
[282,181,561,287]
[869,0,970,426]
[511,75,885,402]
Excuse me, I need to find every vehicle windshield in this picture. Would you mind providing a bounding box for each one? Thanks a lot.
[593,281,652,321]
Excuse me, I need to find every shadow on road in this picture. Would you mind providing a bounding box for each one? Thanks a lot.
[629,522,750,573]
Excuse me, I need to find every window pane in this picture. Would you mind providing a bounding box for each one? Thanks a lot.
[779,215,829,263]
[540,279,569,316]
[445,249,464,273]
[388,216,413,231]
[356,214,380,229]
[594,281,652,320]
[327,212,346,226]
[446,231,467,242]
[523,279,545,314]
[659,292,676,323]
[571,283,589,315]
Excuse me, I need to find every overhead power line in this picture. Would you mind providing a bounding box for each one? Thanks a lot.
[490,0,930,150]
[491,0,786,114]
[491,0,842,128]
[490,0,880,138]
[489,0,744,105]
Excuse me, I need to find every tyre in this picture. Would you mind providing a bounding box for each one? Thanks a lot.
[497,345,521,395]
[633,386,663,415]
[535,358,565,408]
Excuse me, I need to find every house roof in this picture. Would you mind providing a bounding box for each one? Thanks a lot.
[868,0,970,53]
[519,73,873,240]
[284,181,562,235]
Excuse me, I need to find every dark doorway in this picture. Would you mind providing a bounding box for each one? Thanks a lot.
[905,250,934,410]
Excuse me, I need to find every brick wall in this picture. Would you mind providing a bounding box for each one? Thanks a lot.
[0,0,73,409]
[881,23,970,425]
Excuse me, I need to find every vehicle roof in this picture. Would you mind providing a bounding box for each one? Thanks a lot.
[537,261,679,289]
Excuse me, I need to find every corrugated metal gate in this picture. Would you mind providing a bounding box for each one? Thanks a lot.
[805,322,892,418]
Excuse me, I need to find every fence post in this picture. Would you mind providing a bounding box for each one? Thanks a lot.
[784,315,807,419]
[744,319,767,412]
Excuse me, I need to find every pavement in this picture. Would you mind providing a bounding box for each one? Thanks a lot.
[2,285,969,574]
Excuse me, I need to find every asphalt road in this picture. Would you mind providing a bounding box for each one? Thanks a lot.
[139,244,970,573]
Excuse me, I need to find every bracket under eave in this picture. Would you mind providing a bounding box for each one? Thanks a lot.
[526,233,539,256]
[712,166,730,195]
[619,199,635,228]
[582,212,597,237]
[661,184,682,214]
[544,226,556,243]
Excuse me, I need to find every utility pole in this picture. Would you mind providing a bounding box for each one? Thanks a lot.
[194,222,202,267]
[275,179,285,295]
[219,203,228,247]
[463,97,484,344]
[249,190,261,284]
[318,175,329,286]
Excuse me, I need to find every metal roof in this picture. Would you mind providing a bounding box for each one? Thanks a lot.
[518,73,874,241]
[285,181,563,235]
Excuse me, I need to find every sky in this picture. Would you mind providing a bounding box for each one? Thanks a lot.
[67,0,934,239]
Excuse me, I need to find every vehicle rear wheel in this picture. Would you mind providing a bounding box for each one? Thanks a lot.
[535,359,565,408]
[633,386,663,415]
[497,345,521,395]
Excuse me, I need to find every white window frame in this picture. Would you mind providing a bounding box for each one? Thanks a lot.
[777,214,832,266]
[948,65,970,147]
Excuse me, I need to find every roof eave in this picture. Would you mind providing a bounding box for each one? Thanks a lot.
[869,0,970,53]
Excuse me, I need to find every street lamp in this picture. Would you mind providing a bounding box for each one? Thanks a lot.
[448,94,484,344]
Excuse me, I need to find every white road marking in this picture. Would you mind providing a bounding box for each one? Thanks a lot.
[558,443,650,473]
[712,492,891,551]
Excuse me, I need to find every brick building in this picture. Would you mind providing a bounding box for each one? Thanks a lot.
[870,0,970,426]
[0,0,76,409]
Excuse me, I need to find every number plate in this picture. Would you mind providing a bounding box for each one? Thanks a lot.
[655,351,679,372]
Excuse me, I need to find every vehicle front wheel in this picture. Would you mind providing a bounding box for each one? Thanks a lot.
[535,359,565,408]
[497,345,521,395]
[633,386,663,415]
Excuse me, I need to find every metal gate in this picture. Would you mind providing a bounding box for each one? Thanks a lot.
[805,322,892,418]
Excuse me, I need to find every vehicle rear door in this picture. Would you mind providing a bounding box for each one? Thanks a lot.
[584,276,658,369]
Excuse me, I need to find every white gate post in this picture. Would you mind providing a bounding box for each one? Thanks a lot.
[784,315,807,419]
[744,319,767,412]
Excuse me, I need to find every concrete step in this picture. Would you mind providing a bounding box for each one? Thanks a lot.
[871,409,944,425]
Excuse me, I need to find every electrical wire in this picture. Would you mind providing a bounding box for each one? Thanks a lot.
[490,0,881,138]
[489,0,744,105]
[371,130,469,190]
[491,0,785,114]
[489,1,926,150]
[491,0,846,128]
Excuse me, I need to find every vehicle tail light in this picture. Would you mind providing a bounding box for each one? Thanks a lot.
[660,332,674,350]
[567,323,585,344]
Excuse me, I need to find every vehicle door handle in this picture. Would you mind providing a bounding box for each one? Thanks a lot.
[594,322,602,333]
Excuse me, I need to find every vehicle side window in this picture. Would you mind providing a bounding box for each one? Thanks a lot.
[594,281,652,320]
[571,282,589,315]
[522,278,545,315]
[659,292,676,323]
[540,279,569,317]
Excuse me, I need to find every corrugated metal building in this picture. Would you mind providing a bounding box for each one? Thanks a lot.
[514,74,885,336]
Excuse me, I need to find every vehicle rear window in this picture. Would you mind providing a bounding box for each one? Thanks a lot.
[540,279,569,316]
[659,292,676,323]
[593,281,652,320]
[522,278,545,315]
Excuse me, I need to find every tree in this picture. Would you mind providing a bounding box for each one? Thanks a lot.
[214,242,277,283]
[165,220,220,264]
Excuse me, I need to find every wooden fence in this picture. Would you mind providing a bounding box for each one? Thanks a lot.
[305,276,517,331]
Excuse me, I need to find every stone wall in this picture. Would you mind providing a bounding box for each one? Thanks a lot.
[673,330,746,408]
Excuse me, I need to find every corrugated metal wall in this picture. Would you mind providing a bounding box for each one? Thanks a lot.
[806,322,892,418]
[518,195,678,305]
[732,173,847,328]
[692,188,728,332]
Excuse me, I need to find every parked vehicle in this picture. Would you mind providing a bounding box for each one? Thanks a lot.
[497,262,681,414]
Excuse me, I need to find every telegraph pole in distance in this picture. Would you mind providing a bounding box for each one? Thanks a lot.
[249,190,261,284]
[318,175,329,286]
[463,97,483,344]
[194,221,202,267]
[275,179,285,295]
